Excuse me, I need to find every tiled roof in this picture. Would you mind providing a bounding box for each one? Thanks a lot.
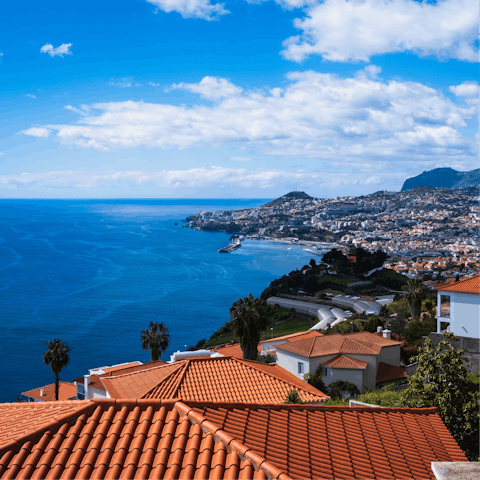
[103,357,328,404]
[0,400,467,480]
[260,330,323,344]
[435,274,479,294]
[211,342,260,359]
[323,354,368,370]
[73,360,168,391]
[0,400,285,480]
[101,362,142,373]
[101,363,185,399]
[376,362,408,384]
[21,382,77,402]
[276,331,402,358]
[192,402,468,480]
[0,401,90,450]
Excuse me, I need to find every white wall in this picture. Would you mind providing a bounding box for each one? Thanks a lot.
[377,345,401,367]
[260,338,288,355]
[437,291,480,339]
[324,368,363,393]
[348,354,377,391]
[276,349,313,379]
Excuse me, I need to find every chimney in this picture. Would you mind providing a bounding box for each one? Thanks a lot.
[377,326,383,333]
[84,375,90,399]
[382,329,392,339]
[40,388,44,397]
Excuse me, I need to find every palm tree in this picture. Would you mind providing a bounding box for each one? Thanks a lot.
[141,322,170,361]
[403,278,427,318]
[229,294,269,360]
[43,339,70,401]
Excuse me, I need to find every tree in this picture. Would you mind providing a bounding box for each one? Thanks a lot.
[328,380,360,400]
[141,322,170,361]
[43,339,70,401]
[363,315,384,333]
[304,364,326,393]
[401,332,479,460]
[230,294,269,360]
[284,390,303,404]
[402,278,427,318]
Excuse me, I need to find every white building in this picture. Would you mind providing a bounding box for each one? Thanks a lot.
[275,331,405,393]
[435,275,480,339]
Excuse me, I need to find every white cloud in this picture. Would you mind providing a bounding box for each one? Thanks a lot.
[282,0,478,62]
[170,76,243,100]
[65,105,90,116]
[26,94,37,99]
[40,43,73,57]
[0,52,3,61]
[449,81,479,102]
[21,71,478,168]
[0,168,400,191]
[230,156,251,161]
[146,0,229,20]
[21,127,51,138]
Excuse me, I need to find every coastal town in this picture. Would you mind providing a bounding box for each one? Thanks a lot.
[186,186,479,282]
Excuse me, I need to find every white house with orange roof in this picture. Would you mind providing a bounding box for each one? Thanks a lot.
[435,274,480,339]
[275,331,405,393]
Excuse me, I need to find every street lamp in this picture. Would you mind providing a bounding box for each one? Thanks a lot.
[271,327,274,339]
[350,322,353,333]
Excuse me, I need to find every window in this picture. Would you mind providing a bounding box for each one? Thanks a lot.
[77,393,85,400]
[440,295,451,318]
[324,367,328,377]
[298,362,304,375]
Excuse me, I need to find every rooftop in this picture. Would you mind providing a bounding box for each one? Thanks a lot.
[323,354,368,370]
[435,274,479,294]
[276,331,402,358]
[0,399,467,480]
[21,382,77,402]
[101,356,328,404]
[260,330,323,344]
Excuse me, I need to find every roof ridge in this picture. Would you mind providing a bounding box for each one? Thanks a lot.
[139,362,188,399]
[102,360,184,379]
[174,402,292,480]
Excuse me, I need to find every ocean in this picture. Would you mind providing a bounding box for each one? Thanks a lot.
[0,199,323,402]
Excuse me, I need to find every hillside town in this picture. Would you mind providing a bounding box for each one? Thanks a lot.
[186,187,480,282]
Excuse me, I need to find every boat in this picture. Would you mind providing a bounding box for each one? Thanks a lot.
[303,248,323,256]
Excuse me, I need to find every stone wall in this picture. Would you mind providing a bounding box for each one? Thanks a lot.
[426,332,479,353]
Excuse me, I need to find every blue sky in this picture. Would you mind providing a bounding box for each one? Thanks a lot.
[1,0,478,198]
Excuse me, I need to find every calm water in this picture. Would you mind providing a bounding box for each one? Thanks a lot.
[0,199,320,402]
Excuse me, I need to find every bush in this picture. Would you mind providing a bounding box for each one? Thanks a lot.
[304,364,326,393]
[363,315,383,333]
[284,390,303,404]
[328,380,360,401]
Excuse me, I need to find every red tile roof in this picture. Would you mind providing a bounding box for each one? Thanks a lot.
[376,362,408,384]
[260,330,323,344]
[192,402,468,480]
[21,382,77,402]
[0,399,467,480]
[211,342,260,359]
[276,331,401,358]
[435,274,479,294]
[73,360,167,391]
[101,361,142,373]
[323,354,368,370]
[102,357,329,404]
[0,401,91,450]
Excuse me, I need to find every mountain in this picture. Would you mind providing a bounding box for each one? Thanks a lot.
[263,191,313,207]
[401,168,480,191]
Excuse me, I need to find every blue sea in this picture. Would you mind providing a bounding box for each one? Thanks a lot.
[0,199,322,402]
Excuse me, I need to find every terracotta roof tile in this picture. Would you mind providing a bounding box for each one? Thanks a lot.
[190,402,467,480]
[323,354,368,370]
[435,274,479,294]
[0,400,291,480]
[21,382,77,402]
[260,330,323,344]
[276,331,402,357]
[103,357,328,404]
[376,362,408,383]
[211,343,261,359]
